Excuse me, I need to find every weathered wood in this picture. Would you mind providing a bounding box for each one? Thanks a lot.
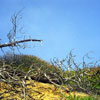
[0,39,42,48]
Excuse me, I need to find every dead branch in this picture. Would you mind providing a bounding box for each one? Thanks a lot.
[0,39,42,48]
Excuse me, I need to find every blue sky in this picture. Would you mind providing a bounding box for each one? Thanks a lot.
[0,0,100,63]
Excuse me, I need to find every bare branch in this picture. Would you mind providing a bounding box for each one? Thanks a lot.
[0,39,42,48]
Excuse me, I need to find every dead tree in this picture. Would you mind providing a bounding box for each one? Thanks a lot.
[40,51,100,95]
[0,10,42,100]
[0,10,42,52]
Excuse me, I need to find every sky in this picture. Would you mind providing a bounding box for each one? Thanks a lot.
[0,0,100,63]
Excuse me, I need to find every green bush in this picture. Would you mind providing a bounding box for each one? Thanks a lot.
[55,94,100,100]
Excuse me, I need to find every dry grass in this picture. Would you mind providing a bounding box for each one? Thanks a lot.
[0,80,89,100]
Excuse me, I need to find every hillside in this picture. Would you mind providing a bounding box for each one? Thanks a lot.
[0,54,100,100]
